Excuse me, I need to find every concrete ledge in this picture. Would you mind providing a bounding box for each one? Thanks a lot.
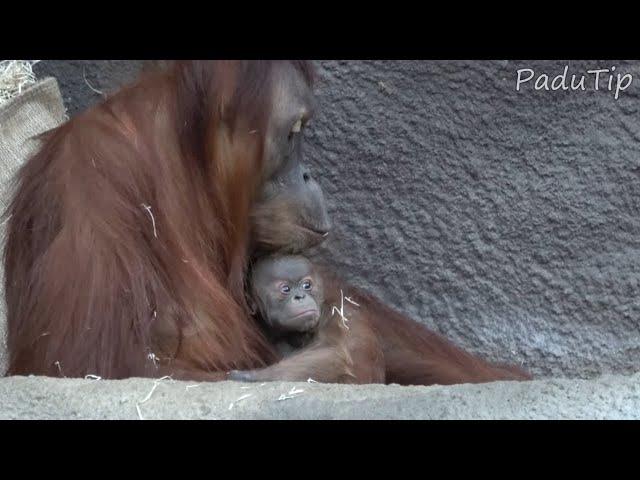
[1,373,639,419]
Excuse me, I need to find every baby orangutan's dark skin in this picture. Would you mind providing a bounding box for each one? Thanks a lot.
[228,255,385,384]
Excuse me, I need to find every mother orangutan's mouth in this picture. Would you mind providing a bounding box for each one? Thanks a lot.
[299,225,330,237]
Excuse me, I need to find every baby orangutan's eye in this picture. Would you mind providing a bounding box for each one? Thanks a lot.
[302,280,312,291]
[280,284,291,294]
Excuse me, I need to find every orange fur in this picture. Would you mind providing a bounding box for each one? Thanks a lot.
[3,61,316,379]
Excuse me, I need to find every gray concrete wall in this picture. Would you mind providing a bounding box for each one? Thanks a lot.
[33,60,640,381]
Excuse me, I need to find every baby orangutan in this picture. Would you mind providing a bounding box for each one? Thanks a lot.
[227,255,532,385]
[227,255,385,384]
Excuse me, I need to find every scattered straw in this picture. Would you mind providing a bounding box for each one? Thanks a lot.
[82,67,105,97]
[147,352,159,368]
[228,393,253,410]
[378,81,392,94]
[307,378,318,384]
[141,203,158,238]
[76,373,103,388]
[54,361,66,378]
[331,289,350,330]
[185,384,201,390]
[136,375,173,420]
[277,386,304,401]
[0,60,39,105]
[345,296,360,307]
[139,382,160,406]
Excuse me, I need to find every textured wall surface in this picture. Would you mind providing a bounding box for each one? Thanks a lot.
[32,60,640,380]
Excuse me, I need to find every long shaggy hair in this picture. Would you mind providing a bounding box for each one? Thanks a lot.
[3,60,314,379]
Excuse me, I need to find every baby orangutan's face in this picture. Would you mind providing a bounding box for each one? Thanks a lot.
[250,256,323,333]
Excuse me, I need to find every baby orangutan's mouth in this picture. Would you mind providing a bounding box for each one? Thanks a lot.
[291,309,319,320]
[287,309,320,332]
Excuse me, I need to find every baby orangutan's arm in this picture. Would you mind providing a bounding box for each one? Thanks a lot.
[227,341,355,384]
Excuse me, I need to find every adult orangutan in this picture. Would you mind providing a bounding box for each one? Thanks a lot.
[4,60,328,381]
[3,60,530,385]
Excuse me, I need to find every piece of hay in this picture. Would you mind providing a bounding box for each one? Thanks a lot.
[54,360,65,377]
[345,296,360,307]
[82,67,105,97]
[140,203,158,238]
[228,393,253,410]
[136,375,173,420]
[331,289,350,330]
[0,60,39,105]
[378,80,393,94]
[147,352,159,368]
[277,386,304,401]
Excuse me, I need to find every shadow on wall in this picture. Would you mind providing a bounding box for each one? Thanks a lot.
[30,60,640,380]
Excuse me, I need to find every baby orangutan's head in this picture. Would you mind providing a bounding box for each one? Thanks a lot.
[249,255,323,333]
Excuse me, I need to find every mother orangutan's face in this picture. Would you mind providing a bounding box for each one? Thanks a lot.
[251,62,331,254]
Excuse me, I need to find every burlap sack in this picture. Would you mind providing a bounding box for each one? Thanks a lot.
[0,78,67,374]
